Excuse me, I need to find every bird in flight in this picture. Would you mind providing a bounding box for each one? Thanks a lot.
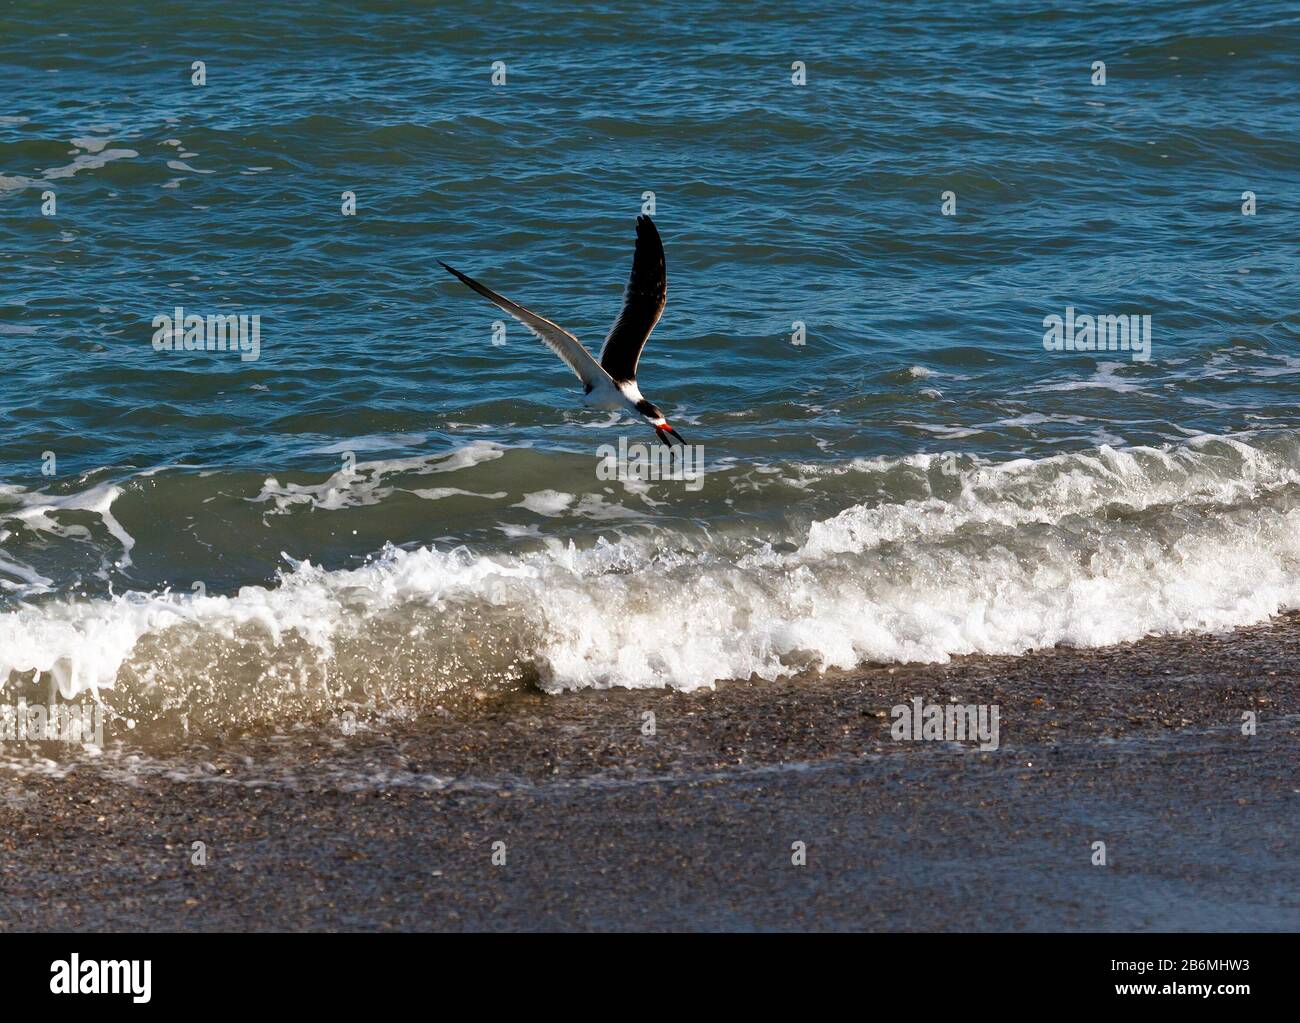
[438,215,686,446]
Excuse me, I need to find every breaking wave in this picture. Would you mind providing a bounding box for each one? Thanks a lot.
[1,430,1298,741]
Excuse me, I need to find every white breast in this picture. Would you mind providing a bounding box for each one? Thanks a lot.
[583,378,638,412]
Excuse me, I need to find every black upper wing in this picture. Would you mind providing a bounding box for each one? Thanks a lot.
[598,215,666,384]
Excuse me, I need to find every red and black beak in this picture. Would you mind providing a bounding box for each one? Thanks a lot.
[655,424,687,447]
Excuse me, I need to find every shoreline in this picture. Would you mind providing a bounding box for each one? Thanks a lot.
[1,615,1298,931]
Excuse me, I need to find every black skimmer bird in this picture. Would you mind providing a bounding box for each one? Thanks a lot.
[438,215,687,446]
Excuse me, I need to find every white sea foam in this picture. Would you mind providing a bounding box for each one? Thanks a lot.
[0,433,1297,720]
[801,437,1296,557]
[70,136,113,154]
[411,487,508,502]
[1032,361,1144,393]
[43,149,139,180]
[515,490,575,516]
[252,441,505,513]
[306,433,430,455]
[1,482,134,572]
[1253,354,1300,378]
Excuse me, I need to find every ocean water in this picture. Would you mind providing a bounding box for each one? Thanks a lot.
[1,1,1298,740]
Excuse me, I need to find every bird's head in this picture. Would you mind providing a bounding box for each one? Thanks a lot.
[636,399,686,446]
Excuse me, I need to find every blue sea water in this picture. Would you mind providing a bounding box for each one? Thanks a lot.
[0,1,1297,733]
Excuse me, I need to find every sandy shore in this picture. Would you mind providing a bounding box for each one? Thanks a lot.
[1,615,1298,931]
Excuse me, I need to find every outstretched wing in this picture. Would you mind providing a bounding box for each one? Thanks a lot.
[598,215,666,384]
[438,260,612,391]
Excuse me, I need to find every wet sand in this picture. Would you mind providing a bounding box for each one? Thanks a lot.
[1,615,1298,931]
